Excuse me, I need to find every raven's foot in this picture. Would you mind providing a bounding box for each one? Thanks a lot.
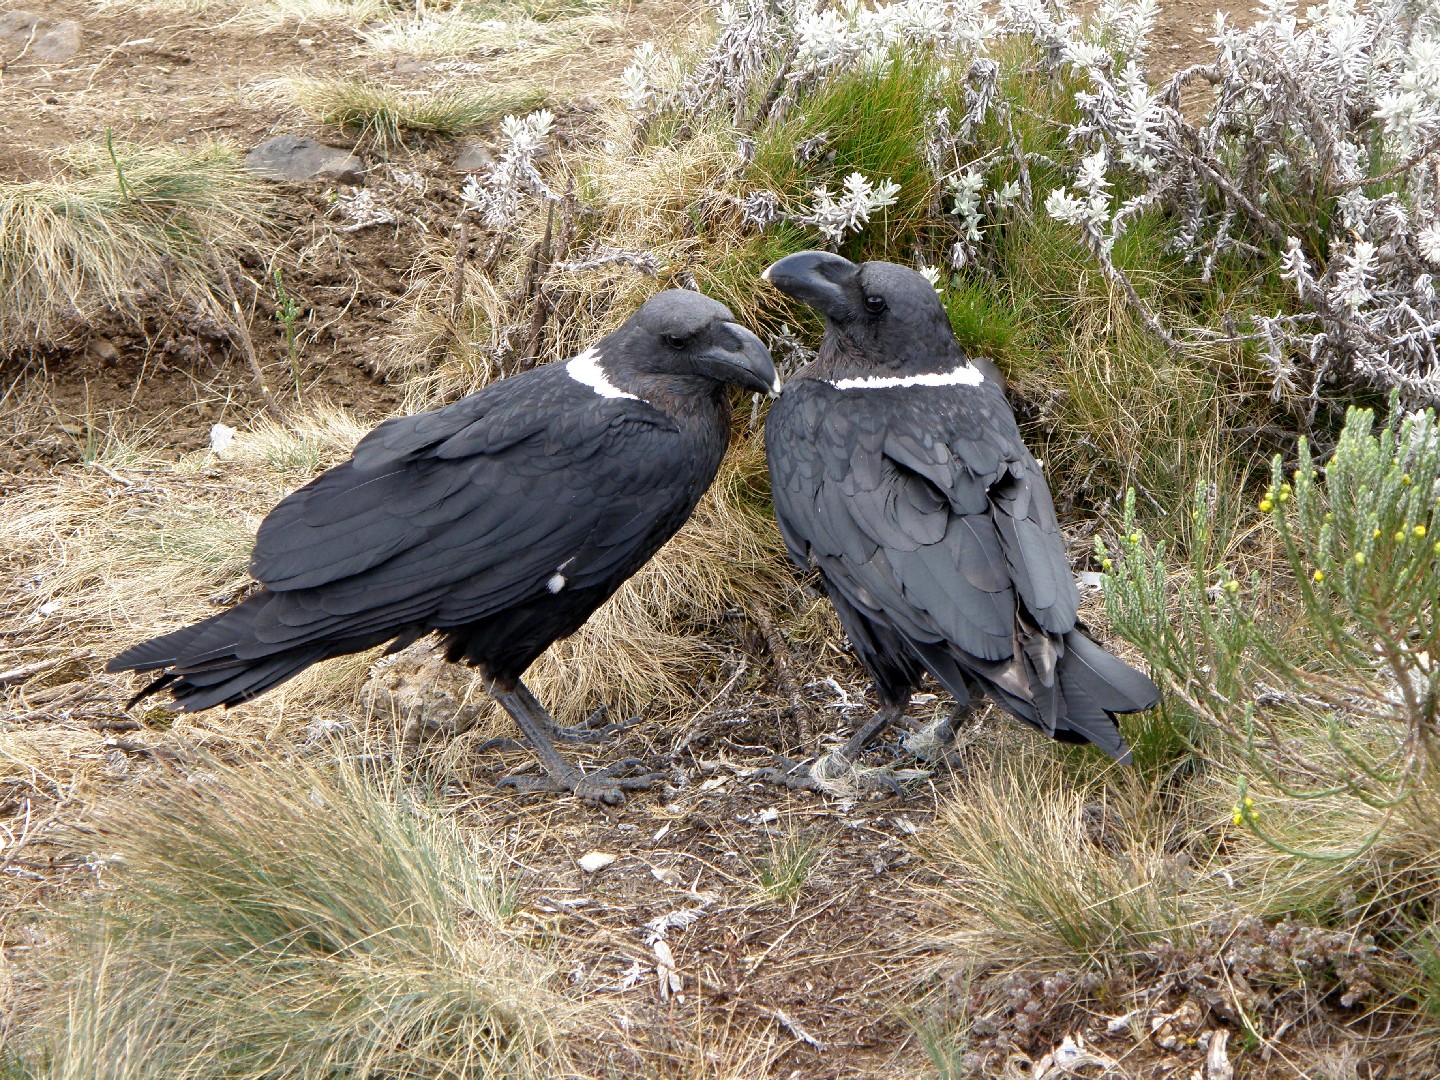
[497,757,667,806]
[899,703,975,764]
[750,752,918,797]
[545,705,641,746]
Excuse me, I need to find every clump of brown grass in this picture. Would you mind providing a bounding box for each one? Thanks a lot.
[0,139,271,353]
[7,755,581,1078]
[361,3,619,61]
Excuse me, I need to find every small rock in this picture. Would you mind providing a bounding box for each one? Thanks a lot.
[577,851,616,874]
[454,141,495,173]
[86,337,120,366]
[244,135,364,185]
[0,11,81,62]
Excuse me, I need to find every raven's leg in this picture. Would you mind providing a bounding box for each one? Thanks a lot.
[751,699,909,794]
[513,685,639,745]
[489,678,664,806]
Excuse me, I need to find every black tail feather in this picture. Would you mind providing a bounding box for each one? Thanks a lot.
[109,592,397,711]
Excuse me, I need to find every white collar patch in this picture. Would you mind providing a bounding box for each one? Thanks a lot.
[566,347,641,401]
[826,363,984,391]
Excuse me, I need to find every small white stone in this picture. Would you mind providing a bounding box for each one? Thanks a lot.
[577,851,617,873]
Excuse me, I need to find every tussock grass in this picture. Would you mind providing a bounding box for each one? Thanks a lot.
[288,78,545,151]
[11,756,578,1078]
[923,746,1227,965]
[0,139,270,353]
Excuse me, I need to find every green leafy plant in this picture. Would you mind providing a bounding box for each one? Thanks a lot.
[1102,398,1440,857]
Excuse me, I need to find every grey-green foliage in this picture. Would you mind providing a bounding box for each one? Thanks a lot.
[1100,399,1440,855]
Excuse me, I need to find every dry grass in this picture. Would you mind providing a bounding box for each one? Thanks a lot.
[383,119,751,399]
[361,6,620,61]
[287,77,545,152]
[89,0,396,25]
[922,743,1230,966]
[5,755,581,1078]
[0,139,270,353]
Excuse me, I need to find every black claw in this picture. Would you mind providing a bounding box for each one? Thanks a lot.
[547,707,642,745]
[477,737,529,755]
[496,772,566,795]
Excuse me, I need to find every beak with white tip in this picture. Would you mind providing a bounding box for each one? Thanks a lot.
[695,321,780,397]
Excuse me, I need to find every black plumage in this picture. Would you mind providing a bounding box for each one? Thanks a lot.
[109,290,778,804]
[760,251,1157,778]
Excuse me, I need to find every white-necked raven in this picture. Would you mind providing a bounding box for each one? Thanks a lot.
[109,290,778,804]
[759,251,1156,785]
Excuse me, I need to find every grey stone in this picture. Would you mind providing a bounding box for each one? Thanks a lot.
[244,135,364,185]
[0,11,81,62]
[454,141,494,173]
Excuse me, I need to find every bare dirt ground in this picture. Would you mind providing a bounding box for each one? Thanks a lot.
[6,3,1390,1079]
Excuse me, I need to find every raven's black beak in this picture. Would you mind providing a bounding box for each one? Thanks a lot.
[762,250,860,321]
[697,321,780,396]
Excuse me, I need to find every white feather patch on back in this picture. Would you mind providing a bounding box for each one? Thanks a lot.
[547,573,566,594]
[826,363,984,390]
[566,347,641,401]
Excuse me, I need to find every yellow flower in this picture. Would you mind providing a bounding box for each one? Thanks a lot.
[1415,524,1428,538]
[1373,528,1383,538]
[1101,558,1113,570]
[1396,530,1407,542]
[1128,532,1141,543]
[1355,551,1366,565]
[1224,580,1240,595]
[1313,569,1325,583]
[1401,474,1413,486]
[1258,499,1273,513]
[1232,811,1243,825]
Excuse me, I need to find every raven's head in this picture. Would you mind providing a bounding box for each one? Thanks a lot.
[617,290,779,396]
[762,251,970,377]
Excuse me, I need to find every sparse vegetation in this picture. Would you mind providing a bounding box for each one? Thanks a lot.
[7,0,1440,1074]
[0,139,270,353]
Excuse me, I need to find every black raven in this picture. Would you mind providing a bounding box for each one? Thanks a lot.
[109,290,778,804]
[759,251,1157,785]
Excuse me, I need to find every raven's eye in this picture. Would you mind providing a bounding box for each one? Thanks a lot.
[863,294,887,314]
[663,333,689,349]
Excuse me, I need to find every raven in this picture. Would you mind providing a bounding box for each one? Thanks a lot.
[759,251,1157,785]
[109,290,778,805]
